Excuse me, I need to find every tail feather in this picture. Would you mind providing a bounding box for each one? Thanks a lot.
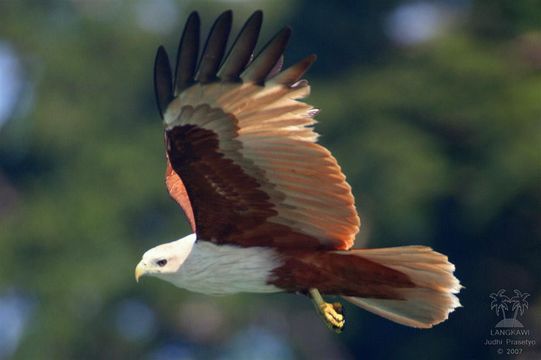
[342,246,461,328]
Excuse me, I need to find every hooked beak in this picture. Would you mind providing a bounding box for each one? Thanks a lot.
[135,261,146,283]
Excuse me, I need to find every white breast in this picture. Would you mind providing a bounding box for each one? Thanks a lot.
[163,240,283,295]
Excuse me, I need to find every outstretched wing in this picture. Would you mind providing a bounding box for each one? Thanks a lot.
[156,11,360,250]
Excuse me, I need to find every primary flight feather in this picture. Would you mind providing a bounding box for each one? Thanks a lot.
[135,10,461,332]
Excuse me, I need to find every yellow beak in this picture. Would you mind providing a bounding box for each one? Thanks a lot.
[135,261,146,283]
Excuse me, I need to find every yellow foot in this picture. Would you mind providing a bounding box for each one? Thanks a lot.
[309,288,345,333]
[318,301,345,333]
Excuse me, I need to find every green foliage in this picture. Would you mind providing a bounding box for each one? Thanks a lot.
[314,35,541,244]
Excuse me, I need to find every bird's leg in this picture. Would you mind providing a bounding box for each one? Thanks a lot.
[308,288,345,333]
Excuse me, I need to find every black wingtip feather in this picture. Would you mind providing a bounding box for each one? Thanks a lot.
[161,11,315,105]
[174,11,200,95]
[270,54,317,86]
[154,46,173,119]
[219,10,263,81]
[266,55,284,80]
[241,26,291,83]
[195,10,233,83]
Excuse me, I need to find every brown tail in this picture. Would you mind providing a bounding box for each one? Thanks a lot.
[341,246,461,328]
[271,246,462,328]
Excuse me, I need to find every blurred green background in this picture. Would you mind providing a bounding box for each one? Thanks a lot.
[0,0,540,359]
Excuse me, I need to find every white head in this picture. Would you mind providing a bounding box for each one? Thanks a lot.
[135,233,196,282]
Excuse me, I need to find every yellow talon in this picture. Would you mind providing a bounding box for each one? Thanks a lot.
[319,302,345,332]
[309,288,345,333]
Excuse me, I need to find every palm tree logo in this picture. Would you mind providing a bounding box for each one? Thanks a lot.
[490,289,530,328]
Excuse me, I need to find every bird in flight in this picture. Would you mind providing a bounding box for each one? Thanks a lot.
[135,10,461,332]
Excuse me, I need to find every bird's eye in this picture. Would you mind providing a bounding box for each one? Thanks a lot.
[157,259,167,267]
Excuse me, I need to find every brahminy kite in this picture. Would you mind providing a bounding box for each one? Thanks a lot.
[135,10,461,332]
